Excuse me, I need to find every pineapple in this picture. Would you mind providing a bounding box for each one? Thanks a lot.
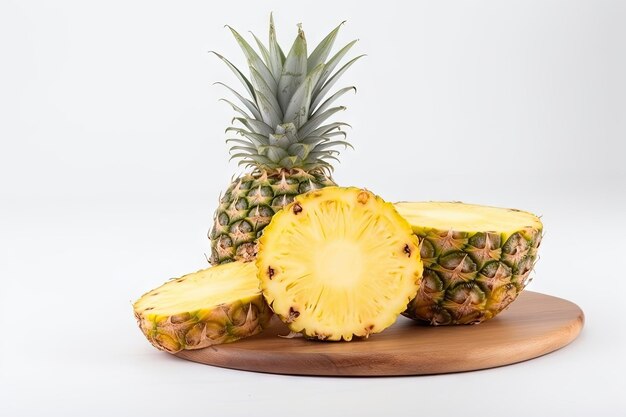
[133,262,272,353]
[257,187,423,341]
[209,15,363,264]
[394,202,543,325]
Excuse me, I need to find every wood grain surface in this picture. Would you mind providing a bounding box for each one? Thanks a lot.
[174,291,584,376]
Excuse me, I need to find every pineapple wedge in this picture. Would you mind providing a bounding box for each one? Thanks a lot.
[395,201,543,325]
[133,262,272,353]
[257,187,423,341]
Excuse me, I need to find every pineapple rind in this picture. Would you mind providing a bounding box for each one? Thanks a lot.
[395,202,543,325]
[133,262,272,353]
[209,168,335,264]
[257,187,423,341]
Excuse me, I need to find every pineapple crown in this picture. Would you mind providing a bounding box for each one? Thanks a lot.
[212,14,363,173]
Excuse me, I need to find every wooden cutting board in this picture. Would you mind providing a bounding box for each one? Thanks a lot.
[174,291,584,376]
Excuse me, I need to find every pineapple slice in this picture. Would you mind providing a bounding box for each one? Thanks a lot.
[394,202,543,325]
[257,187,423,341]
[133,262,272,353]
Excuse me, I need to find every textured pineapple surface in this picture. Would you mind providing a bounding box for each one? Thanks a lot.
[133,262,272,353]
[210,169,335,264]
[395,202,543,325]
[257,187,423,341]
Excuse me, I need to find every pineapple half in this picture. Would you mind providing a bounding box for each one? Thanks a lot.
[257,187,423,341]
[395,202,543,325]
[133,262,272,353]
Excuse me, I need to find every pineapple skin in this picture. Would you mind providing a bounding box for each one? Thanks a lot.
[209,168,335,264]
[403,219,542,325]
[133,271,273,353]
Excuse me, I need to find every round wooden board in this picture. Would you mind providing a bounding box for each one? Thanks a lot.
[174,291,584,376]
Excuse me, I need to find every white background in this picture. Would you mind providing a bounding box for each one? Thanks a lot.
[1,0,625,416]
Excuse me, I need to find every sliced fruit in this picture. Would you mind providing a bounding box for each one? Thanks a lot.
[394,201,543,325]
[257,187,423,341]
[133,262,272,353]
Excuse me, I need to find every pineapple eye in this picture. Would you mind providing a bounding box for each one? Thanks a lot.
[287,307,301,323]
[292,203,303,215]
[356,191,370,204]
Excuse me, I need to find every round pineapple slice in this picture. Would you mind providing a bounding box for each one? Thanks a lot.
[394,201,543,325]
[257,187,423,341]
[133,262,272,353]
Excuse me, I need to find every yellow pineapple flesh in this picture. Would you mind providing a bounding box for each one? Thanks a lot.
[133,262,272,352]
[257,187,423,341]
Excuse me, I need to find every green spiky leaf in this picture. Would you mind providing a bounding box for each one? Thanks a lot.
[250,31,271,66]
[250,66,283,127]
[299,106,346,138]
[277,25,307,113]
[312,40,358,99]
[299,136,329,146]
[227,26,277,93]
[229,145,257,154]
[225,128,269,146]
[283,63,324,127]
[260,145,289,163]
[307,122,351,138]
[245,154,274,166]
[312,86,356,116]
[226,138,258,148]
[214,82,262,120]
[210,52,256,100]
[312,140,354,152]
[312,55,364,110]
[324,131,348,139]
[279,155,300,168]
[233,117,274,136]
[307,21,345,73]
[229,152,256,162]
[268,14,283,80]
[219,99,251,119]
[287,143,312,160]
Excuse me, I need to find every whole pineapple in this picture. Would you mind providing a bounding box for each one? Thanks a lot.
[395,202,543,325]
[209,15,362,264]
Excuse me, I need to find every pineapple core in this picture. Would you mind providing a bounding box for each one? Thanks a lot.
[314,239,365,286]
[257,187,423,341]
